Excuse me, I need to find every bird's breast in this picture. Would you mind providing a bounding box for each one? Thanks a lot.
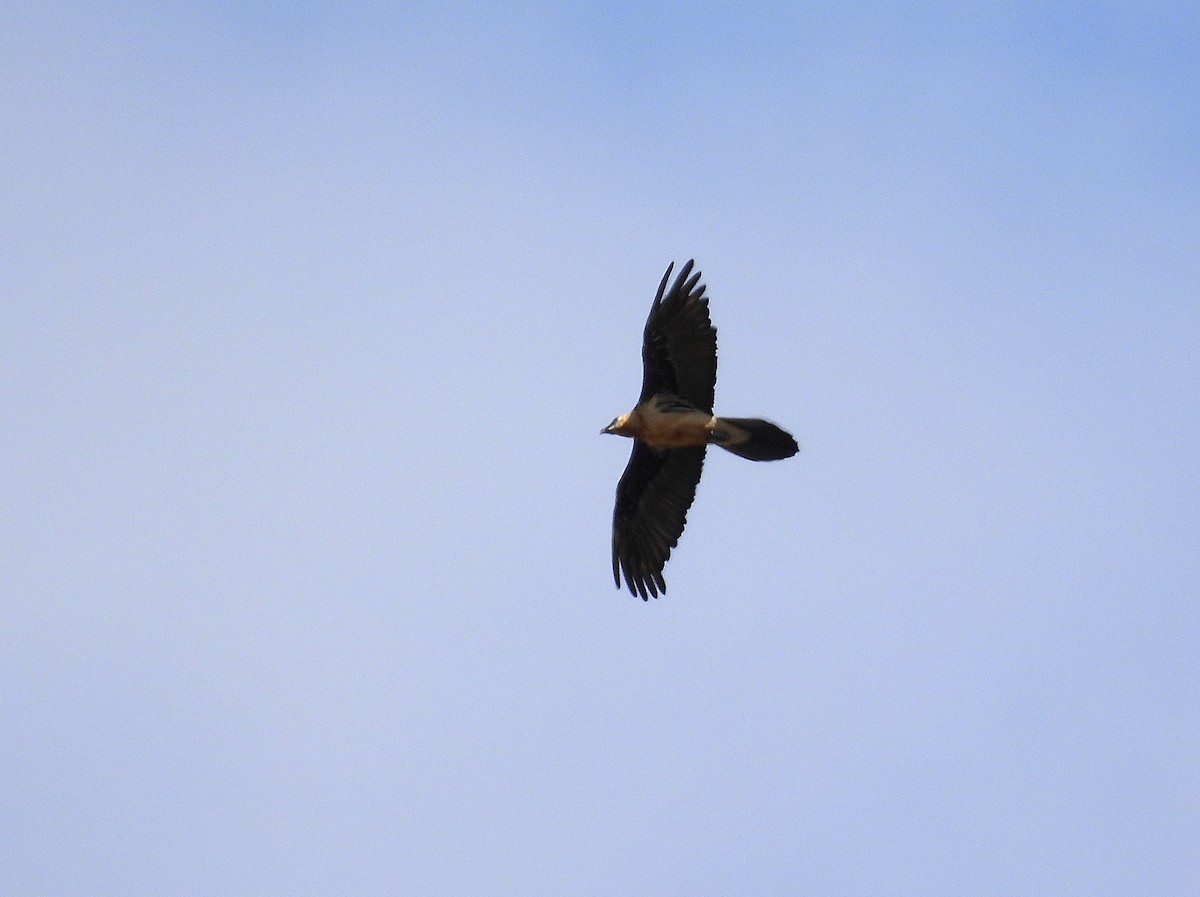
[630,395,715,447]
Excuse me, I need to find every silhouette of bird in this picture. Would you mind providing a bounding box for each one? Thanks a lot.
[602,260,799,599]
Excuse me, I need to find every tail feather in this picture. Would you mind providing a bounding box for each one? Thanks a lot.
[714,417,799,461]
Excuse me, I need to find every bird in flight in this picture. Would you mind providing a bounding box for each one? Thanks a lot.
[603,260,799,600]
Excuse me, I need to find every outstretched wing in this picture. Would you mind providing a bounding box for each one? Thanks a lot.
[639,260,718,413]
[612,442,706,600]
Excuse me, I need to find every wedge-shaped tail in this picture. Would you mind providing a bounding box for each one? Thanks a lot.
[713,417,799,461]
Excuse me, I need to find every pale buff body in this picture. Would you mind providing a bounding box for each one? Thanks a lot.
[608,395,728,448]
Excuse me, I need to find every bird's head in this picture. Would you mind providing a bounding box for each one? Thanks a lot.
[601,414,631,436]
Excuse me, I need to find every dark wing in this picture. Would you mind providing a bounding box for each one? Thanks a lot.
[612,442,706,600]
[639,260,718,413]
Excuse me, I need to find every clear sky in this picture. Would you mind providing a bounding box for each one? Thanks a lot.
[3,3,1198,895]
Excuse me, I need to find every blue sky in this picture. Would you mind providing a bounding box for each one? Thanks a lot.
[3,3,1198,894]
